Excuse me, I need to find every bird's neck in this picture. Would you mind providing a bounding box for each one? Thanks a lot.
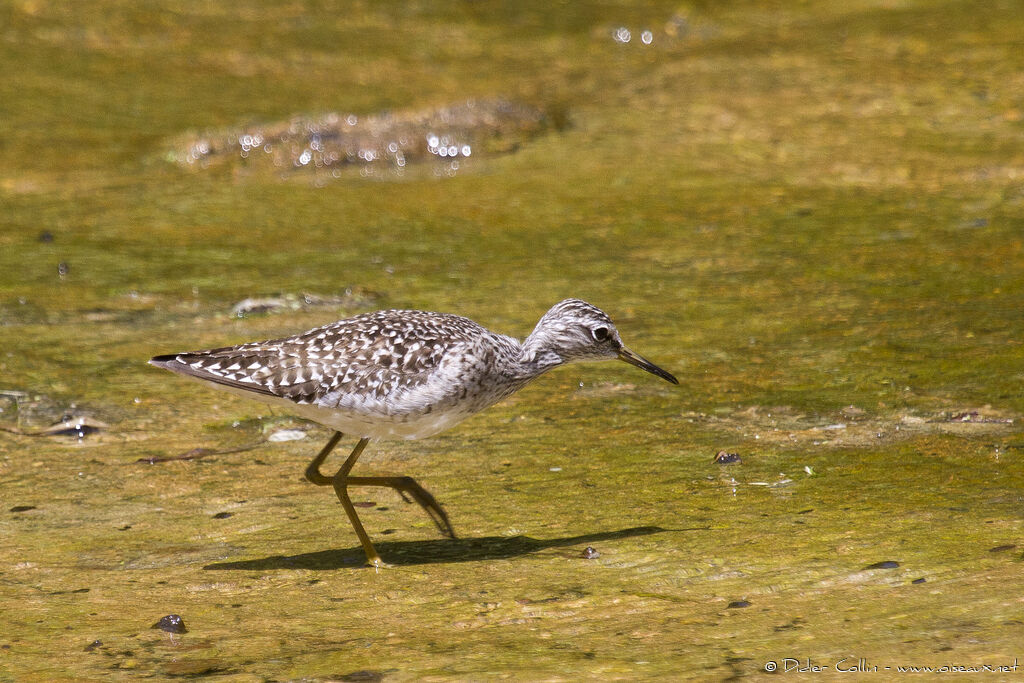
[517,331,564,379]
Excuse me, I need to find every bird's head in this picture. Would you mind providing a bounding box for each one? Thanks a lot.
[523,299,678,384]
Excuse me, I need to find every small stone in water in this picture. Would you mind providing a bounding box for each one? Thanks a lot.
[864,560,900,570]
[988,544,1016,553]
[10,505,36,513]
[152,614,187,634]
[714,451,741,464]
[212,512,233,519]
[582,546,600,559]
[727,600,751,608]
[84,639,102,652]
[41,416,108,438]
[911,578,926,584]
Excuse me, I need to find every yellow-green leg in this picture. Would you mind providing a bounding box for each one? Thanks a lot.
[304,431,455,568]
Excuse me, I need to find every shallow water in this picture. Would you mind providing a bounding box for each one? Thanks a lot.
[2,0,1024,680]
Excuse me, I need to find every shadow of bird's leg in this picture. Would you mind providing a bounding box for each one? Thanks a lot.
[346,475,456,539]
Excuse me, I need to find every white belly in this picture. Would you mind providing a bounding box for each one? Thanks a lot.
[202,379,488,440]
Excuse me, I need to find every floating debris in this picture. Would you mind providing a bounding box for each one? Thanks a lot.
[727,600,751,608]
[169,99,550,177]
[152,614,188,634]
[714,451,741,464]
[9,505,36,513]
[212,512,233,519]
[581,546,601,559]
[988,544,1016,553]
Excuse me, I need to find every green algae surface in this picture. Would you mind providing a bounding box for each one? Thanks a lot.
[3,1,1024,680]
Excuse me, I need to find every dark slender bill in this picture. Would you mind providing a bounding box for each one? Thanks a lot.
[617,347,679,385]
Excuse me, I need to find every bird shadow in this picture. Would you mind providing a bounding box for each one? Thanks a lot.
[203,525,682,570]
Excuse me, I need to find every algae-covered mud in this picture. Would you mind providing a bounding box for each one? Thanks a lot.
[2,0,1024,680]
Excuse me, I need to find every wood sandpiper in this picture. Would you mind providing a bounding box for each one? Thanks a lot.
[150,298,678,567]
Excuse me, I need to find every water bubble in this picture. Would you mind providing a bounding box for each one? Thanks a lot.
[641,30,653,45]
[346,114,358,126]
[461,145,472,157]
[614,27,631,43]
[298,149,312,166]
[427,134,440,148]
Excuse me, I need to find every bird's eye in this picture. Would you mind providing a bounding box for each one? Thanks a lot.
[591,326,609,342]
